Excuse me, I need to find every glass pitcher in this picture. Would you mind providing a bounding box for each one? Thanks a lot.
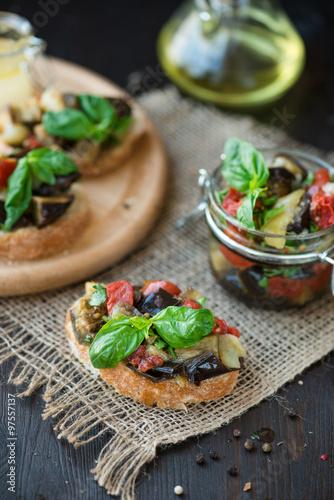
[0,11,52,109]
[157,0,305,109]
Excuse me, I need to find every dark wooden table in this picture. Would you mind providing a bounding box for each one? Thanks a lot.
[0,1,333,499]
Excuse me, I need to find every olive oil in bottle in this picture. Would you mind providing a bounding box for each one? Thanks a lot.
[157,0,305,109]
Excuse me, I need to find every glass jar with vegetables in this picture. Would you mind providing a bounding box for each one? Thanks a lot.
[200,138,334,309]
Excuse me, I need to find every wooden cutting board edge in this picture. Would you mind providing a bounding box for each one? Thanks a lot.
[0,59,168,296]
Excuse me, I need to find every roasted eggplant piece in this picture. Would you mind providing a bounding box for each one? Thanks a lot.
[287,192,311,234]
[129,352,231,384]
[63,93,79,109]
[0,200,32,228]
[262,189,305,249]
[238,265,268,298]
[107,97,132,120]
[31,194,74,228]
[8,98,42,124]
[266,167,295,198]
[33,172,81,196]
[270,154,307,183]
[183,352,229,385]
[137,288,181,316]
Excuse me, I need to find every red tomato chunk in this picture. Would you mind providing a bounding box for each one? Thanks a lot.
[0,158,17,188]
[127,345,164,372]
[106,280,133,314]
[182,298,202,309]
[222,187,244,217]
[213,317,240,338]
[307,168,331,197]
[310,190,334,229]
[141,280,181,297]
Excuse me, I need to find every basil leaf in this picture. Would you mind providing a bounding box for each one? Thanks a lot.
[2,158,32,231]
[196,297,206,307]
[261,205,285,227]
[302,170,315,187]
[222,137,269,194]
[152,306,214,349]
[78,94,115,123]
[154,338,168,349]
[27,148,78,176]
[43,109,95,140]
[236,188,265,230]
[89,284,107,306]
[89,316,147,369]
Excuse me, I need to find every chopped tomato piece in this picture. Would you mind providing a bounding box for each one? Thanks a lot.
[141,280,181,297]
[307,168,331,196]
[106,280,133,314]
[24,133,41,150]
[222,187,244,217]
[212,317,240,337]
[182,298,202,309]
[0,157,17,188]
[220,244,253,268]
[310,189,334,229]
[268,276,304,298]
[127,345,164,372]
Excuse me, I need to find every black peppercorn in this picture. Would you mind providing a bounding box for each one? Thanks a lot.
[244,438,254,451]
[209,450,219,459]
[287,407,297,418]
[227,466,238,476]
[233,429,241,438]
[195,453,204,464]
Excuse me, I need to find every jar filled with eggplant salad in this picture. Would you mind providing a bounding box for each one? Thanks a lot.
[200,139,334,309]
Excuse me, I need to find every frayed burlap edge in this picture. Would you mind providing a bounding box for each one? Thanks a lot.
[1,87,334,500]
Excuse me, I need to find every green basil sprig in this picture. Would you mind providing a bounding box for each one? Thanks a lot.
[2,148,78,231]
[42,94,132,143]
[222,137,270,230]
[89,284,107,306]
[89,306,215,369]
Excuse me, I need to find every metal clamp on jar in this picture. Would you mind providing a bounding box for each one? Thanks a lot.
[196,150,334,309]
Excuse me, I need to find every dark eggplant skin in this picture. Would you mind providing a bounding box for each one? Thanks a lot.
[271,154,307,183]
[0,201,32,228]
[31,194,74,228]
[128,352,234,385]
[287,193,311,234]
[136,288,181,316]
[32,172,81,197]
[238,265,268,297]
[266,167,295,198]
[63,93,79,109]
[107,97,132,120]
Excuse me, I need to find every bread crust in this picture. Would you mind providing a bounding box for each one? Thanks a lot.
[72,104,148,177]
[0,184,90,260]
[65,309,240,410]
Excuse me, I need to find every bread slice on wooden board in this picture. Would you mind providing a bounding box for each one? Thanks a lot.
[0,184,90,260]
[71,104,149,177]
[65,312,239,410]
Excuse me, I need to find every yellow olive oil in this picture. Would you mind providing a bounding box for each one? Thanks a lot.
[157,2,305,108]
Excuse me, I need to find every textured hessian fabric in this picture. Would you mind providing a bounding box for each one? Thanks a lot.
[1,87,333,500]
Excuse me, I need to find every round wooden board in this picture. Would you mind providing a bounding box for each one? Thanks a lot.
[0,58,167,296]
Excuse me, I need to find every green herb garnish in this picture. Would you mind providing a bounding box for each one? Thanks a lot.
[222,138,270,229]
[89,284,107,306]
[302,170,315,187]
[89,306,214,369]
[2,148,78,231]
[43,94,132,144]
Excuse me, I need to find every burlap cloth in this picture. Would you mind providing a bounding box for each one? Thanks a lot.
[1,87,334,500]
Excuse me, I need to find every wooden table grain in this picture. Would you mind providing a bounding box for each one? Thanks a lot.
[0,1,333,499]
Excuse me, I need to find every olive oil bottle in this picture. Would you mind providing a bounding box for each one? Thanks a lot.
[157,0,305,109]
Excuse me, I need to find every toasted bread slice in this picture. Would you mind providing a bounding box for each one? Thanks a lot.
[0,184,90,260]
[65,307,240,411]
